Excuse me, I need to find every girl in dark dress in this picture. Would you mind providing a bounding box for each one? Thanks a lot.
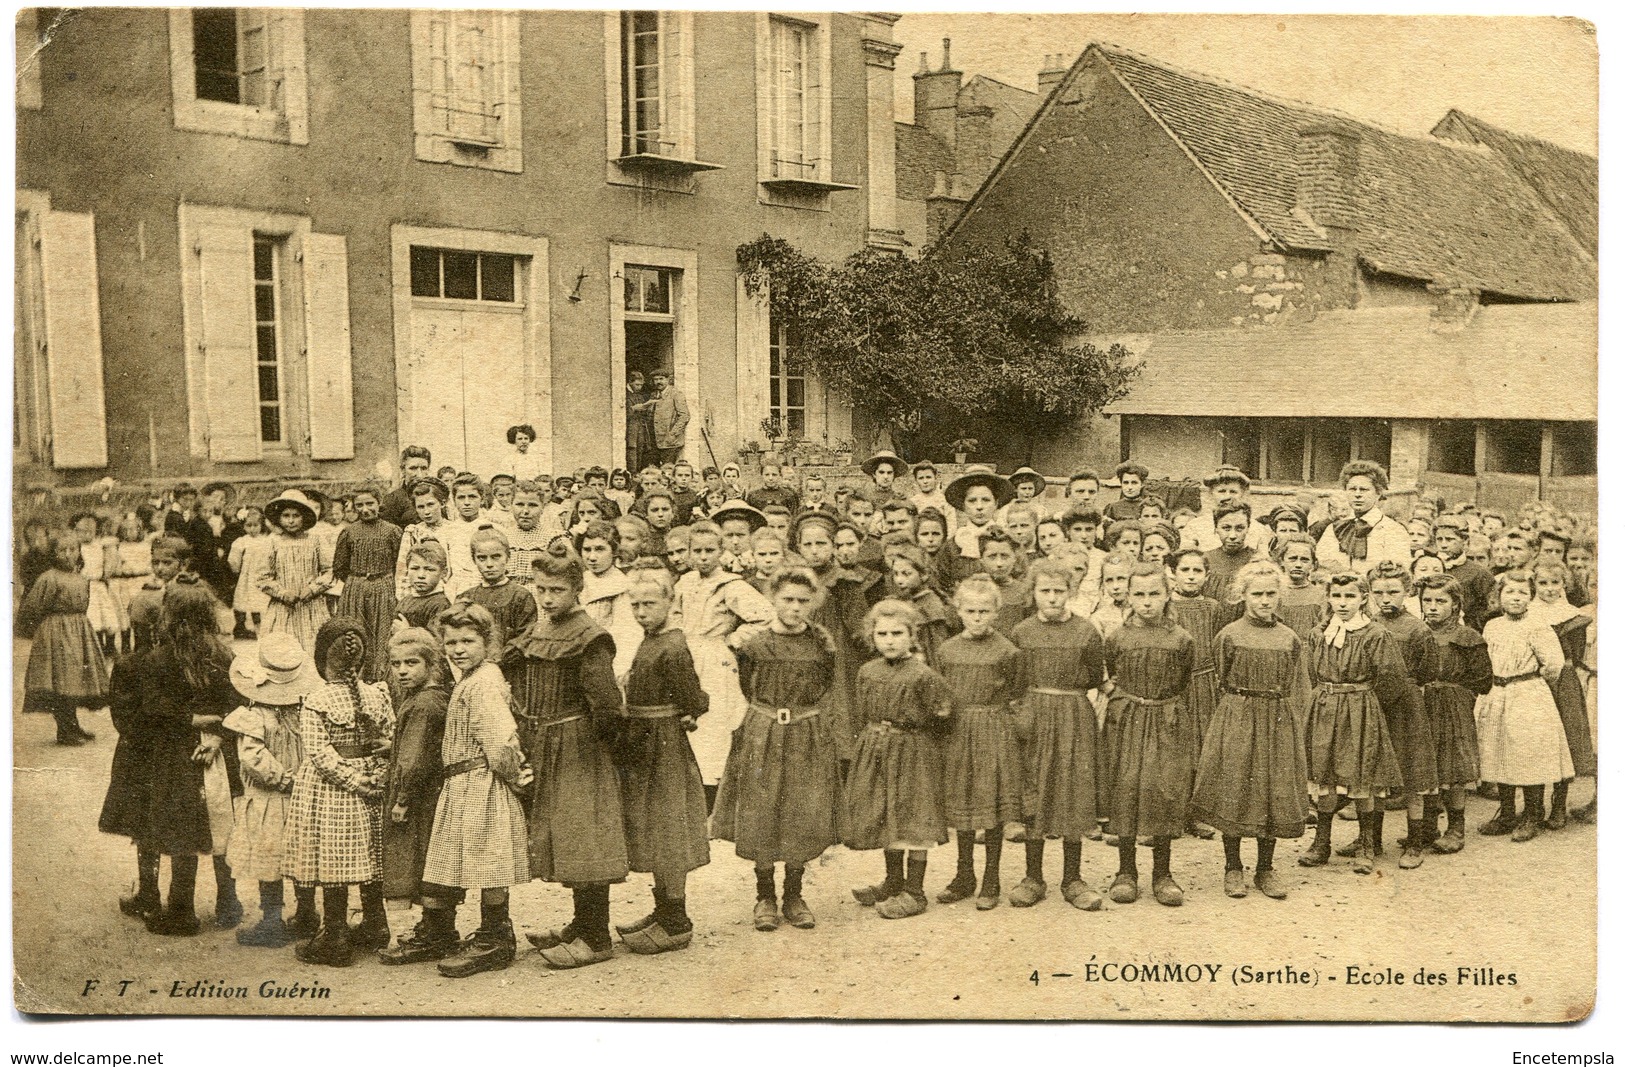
[332,484,402,683]
[1299,572,1407,874]
[614,567,711,954]
[1190,561,1309,900]
[394,541,452,633]
[1415,574,1491,854]
[1366,561,1441,868]
[932,575,1026,911]
[713,568,842,932]
[459,527,539,642]
[789,513,870,776]
[1531,560,1596,829]
[845,599,955,920]
[1102,564,1196,907]
[379,628,450,913]
[1010,563,1107,910]
[98,581,240,935]
[17,530,108,744]
[507,547,629,970]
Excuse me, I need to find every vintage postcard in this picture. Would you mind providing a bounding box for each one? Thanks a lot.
[12,8,1597,1022]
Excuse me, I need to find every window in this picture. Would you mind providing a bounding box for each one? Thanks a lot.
[768,18,820,180]
[168,9,308,144]
[1551,422,1596,477]
[252,236,285,444]
[623,12,665,156]
[193,9,269,105]
[411,11,522,173]
[178,205,356,463]
[1427,420,1477,476]
[769,317,806,438]
[624,266,675,316]
[410,247,517,302]
[1483,420,1543,476]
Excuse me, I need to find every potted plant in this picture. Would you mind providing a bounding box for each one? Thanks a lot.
[759,415,785,466]
[737,439,764,477]
[782,428,806,467]
[951,437,980,465]
[832,438,855,466]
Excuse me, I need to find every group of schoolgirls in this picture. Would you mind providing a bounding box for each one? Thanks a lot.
[54,443,1597,975]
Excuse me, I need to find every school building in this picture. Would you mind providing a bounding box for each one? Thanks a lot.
[941,44,1597,508]
[16,8,914,488]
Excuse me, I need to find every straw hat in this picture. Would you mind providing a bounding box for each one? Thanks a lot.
[230,633,321,706]
[708,500,768,531]
[1007,466,1047,493]
[264,488,320,527]
[945,467,1015,510]
[860,450,906,477]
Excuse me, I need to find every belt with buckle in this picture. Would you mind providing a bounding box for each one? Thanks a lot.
[1118,690,1186,707]
[1029,687,1086,697]
[442,755,488,780]
[868,720,920,735]
[623,704,682,719]
[1493,670,1542,687]
[750,703,820,726]
[1320,682,1372,694]
[1226,686,1285,699]
[349,572,392,581]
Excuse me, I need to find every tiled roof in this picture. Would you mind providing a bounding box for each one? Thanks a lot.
[895,120,953,201]
[1431,109,1598,257]
[999,45,1595,301]
[1102,302,1596,421]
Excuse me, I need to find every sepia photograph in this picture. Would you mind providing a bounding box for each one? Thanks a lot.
[10,6,1600,1026]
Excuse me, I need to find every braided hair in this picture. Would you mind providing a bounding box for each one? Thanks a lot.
[314,617,369,720]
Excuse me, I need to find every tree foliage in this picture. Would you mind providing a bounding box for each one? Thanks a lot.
[737,233,1140,454]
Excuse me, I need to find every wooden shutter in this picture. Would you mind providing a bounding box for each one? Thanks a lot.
[195,225,261,462]
[302,232,355,460]
[805,25,823,179]
[269,10,308,143]
[660,12,688,158]
[38,210,108,469]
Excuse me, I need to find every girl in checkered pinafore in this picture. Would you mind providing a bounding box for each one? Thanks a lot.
[282,618,395,967]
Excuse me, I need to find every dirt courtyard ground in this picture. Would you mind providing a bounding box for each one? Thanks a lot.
[12,639,1596,1022]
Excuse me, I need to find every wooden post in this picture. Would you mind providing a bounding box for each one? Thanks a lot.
[1539,422,1554,502]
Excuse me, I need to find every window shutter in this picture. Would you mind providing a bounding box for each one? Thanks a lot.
[768,20,787,175]
[195,225,262,462]
[806,28,824,179]
[427,12,453,137]
[38,210,109,469]
[660,12,688,158]
[270,10,309,143]
[302,232,355,460]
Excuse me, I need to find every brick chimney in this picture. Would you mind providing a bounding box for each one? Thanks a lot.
[1037,54,1069,96]
[925,171,970,244]
[1293,123,1360,234]
[955,105,995,190]
[913,37,962,151]
[1428,285,1480,331]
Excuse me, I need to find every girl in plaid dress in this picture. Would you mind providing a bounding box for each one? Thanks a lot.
[282,619,395,967]
[383,604,531,976]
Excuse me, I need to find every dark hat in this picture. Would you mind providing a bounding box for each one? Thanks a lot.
[1203,464,1252,490]
[861,450,905,477]
[1264,503,1309,530]
[709,500,768,531]
[789,510,839,547]
[264,488,320,527]
[945,467,1015,511]
[1007,466,1047,492]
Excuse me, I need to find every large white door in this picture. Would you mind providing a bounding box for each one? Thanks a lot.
[408,304,526,478]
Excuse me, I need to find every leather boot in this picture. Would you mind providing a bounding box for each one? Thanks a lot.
[1545,780,1570,831]
[380,905,460,965]
[120,848,160,921]
[237,881,294,947]
[439,900,516,977]
[348,881,391,949]
[1479,785,1518,835]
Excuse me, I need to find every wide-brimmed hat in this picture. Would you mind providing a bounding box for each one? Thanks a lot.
[709,500,767,531]
[1202,464,1252,490]
[1007,466,1047,492]
[861,450,905,477]
[264,488,320,527]
[945,467,1015,510]
[230,633,320,705]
